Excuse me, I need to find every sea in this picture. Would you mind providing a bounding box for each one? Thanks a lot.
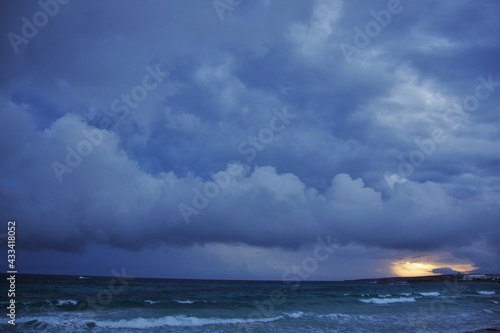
[1,274,499,332]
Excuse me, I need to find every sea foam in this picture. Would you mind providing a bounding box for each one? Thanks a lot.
[144,300,160,304]
[174,300,195,304]
[96,315,283,328]
[56,299,78,306]
[318,313,358,320]
[418,292,441,297]
[286,312,305,319]
[360,297,416,304]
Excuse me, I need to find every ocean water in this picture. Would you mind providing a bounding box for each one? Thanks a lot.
[1,274,499,332]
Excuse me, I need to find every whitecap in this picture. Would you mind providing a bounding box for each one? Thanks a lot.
[96,315,283,328]
[378,294,392,298]
[477,291,495,295]
[360,297,416,304]
[318,313,355,320]
[144,300,160,304]
[286,312,304,319]
[174,300,194,304]
[418,292,441,297]
[56,299,78,306]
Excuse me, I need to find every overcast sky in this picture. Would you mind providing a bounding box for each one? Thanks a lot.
[0,0,498,280]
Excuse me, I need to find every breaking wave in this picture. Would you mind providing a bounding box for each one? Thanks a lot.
[360,297,416,304]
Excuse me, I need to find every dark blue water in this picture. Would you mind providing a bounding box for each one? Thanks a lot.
[1,274,499,332]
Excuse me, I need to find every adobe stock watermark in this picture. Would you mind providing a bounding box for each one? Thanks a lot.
[385,74,499,190]
[7,0,72,54]
[77,267,135,312]
[339,0,403,63]
[178,164,244,225]
[237,107,297,163]
[213,0,243,22]
[51,64,167,183]
[236,235,336,333]
[178,107,297,225]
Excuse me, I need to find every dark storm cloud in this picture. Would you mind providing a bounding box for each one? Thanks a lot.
[0,0,498,277]
[432,267,459,275]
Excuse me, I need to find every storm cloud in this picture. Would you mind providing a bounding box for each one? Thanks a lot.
[0,0,498,279]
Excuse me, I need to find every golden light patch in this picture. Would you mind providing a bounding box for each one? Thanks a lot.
[391,260,475,277]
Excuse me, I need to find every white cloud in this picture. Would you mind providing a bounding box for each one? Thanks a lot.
[288,0,343,59]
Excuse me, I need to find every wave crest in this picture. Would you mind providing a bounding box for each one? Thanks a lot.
[55,299,78,306]
[96,315,283,328]
[360,297,416,304]
[418,292,441,297]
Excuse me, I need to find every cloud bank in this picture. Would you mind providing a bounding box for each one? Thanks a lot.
[0,0,498,278]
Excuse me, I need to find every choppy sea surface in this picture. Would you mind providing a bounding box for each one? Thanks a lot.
[1,274,499,332]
